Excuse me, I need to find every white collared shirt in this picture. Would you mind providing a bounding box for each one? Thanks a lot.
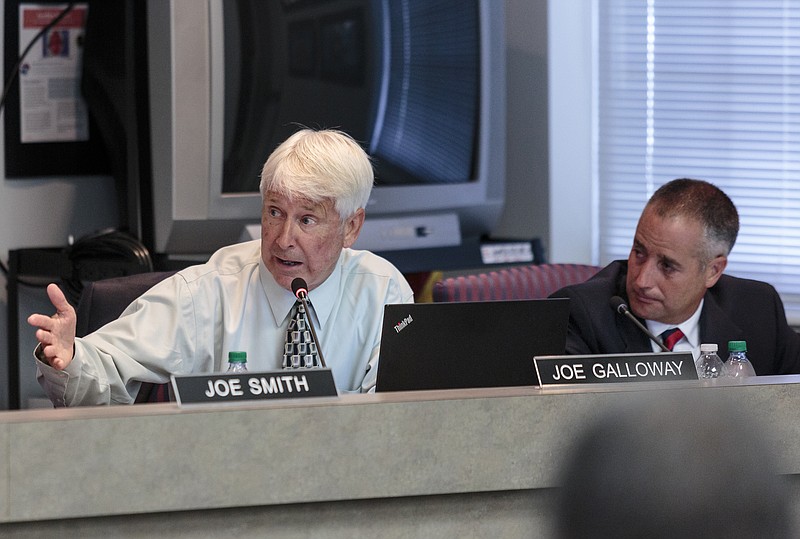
[646,299,704,360]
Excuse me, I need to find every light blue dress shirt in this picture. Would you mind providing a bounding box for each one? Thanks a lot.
[37,240,413,405]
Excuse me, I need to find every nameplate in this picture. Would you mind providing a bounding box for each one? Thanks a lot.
[534,352,697,387]
[170,368,338,406]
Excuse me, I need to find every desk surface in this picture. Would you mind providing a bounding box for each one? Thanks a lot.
[2,376,800,535]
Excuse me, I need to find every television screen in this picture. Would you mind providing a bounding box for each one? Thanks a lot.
[83,0,505,257]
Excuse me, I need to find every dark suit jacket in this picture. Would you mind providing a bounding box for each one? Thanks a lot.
[549,260,800,375]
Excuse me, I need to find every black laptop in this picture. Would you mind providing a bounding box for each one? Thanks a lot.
[375,298,570,392]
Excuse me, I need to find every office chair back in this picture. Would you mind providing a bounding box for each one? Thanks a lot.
[432,263,602,302]
[75,271,176,403]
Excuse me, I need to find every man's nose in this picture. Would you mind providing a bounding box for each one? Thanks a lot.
[633,260,657,289]
[275,220,297,248]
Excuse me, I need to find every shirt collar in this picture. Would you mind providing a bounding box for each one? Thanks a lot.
[259,253,342,329]
[646,298,704,349]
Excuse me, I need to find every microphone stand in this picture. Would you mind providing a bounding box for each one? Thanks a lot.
[610,296,670,352]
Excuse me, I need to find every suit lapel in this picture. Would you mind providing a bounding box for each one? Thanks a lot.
[612,270,653,353]
[615,309,653,352]
[699,291,743,349]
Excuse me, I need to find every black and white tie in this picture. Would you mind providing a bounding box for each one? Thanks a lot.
[282,301,320,369]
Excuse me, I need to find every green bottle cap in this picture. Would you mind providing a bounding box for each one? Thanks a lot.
[228,351,247,363]
[727,340,747,352]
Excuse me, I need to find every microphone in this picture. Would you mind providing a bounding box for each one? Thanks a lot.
[291,278,327,368]
[609,296,669,352]
[291,277,309,300]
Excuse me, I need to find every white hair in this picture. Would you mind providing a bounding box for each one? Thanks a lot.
[259,128,374,220]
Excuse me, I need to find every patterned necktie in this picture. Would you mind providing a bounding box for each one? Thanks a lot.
[282,301,320,369]
[660,327,684,351]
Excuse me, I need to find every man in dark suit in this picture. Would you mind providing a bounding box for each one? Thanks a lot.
[550,178,800,375]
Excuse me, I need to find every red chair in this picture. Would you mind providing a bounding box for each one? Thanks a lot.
[432,263,602,302]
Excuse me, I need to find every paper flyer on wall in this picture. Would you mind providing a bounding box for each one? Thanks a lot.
[17,3,89,143]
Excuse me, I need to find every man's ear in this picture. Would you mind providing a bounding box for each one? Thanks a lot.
[342,208,365,248]
[704,255,727,288]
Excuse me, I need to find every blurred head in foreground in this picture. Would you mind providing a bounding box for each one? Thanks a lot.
[555,393,793,538]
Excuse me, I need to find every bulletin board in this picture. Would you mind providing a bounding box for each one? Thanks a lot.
[3,1,109,177]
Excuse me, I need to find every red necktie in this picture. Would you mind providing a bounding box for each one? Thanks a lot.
[660,328,684,351]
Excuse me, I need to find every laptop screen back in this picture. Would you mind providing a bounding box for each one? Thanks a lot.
[375,298,570,391]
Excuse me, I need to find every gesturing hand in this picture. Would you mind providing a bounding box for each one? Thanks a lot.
[27,283,77,370]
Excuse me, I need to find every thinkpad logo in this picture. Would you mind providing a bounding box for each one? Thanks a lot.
[394,315,413,333]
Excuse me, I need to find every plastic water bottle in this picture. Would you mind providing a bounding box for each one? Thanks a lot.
[695,343,724,379]
[226,351,248,373]
[723,341,755,379]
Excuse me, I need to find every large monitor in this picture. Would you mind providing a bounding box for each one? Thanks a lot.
[84,0,506,257]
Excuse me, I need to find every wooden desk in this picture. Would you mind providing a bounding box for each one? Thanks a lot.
[1,377,799,537]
